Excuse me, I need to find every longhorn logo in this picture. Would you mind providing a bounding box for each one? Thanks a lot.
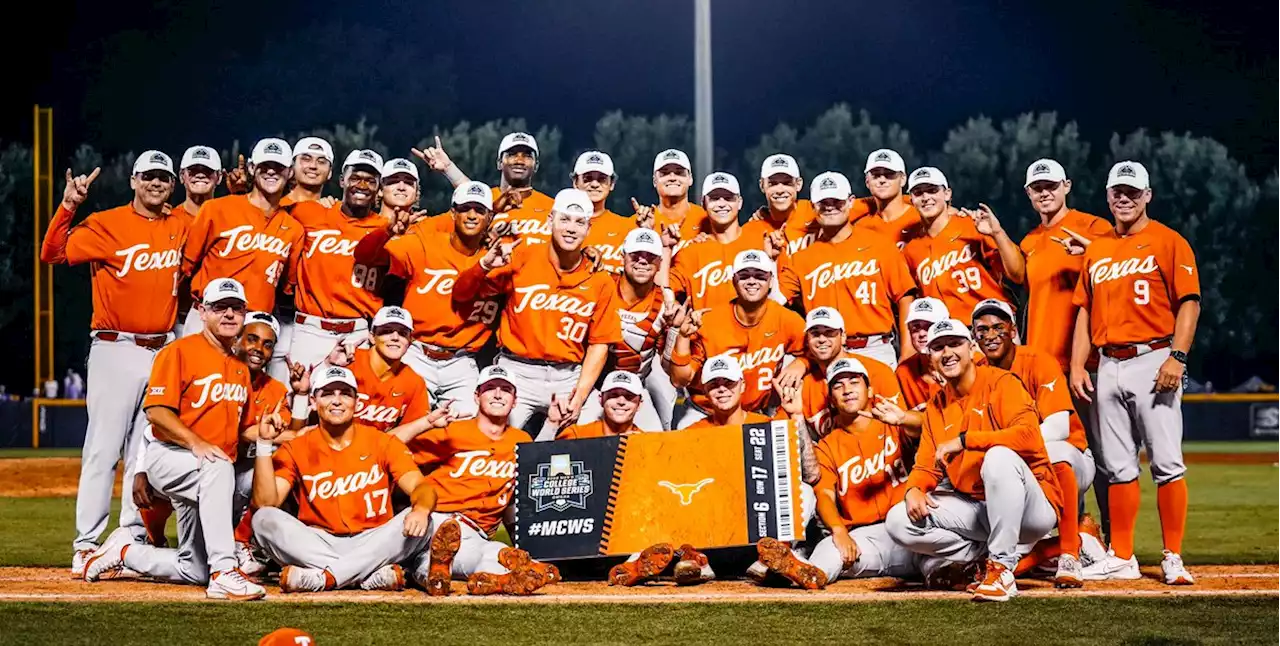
[658,478,715,505]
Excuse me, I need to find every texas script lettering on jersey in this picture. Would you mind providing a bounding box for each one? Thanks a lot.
[513,285,597,316]
[834,434,905,494]
[114,243,182,278]
[305,230,359,258]
[916,245,975,286]
[190,373,249,409]
[354,393,406,425]
[448,450,518,479]
[723,344,786,372]
[416,268,459,295]
[803,259,881,300]
[217,225,293,258]
[303,463,385,501]
[1087,255,1159,285]
[690,260,734,298]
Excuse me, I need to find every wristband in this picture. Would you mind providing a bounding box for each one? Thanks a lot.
[291,396,311,422]
[662,327,681,360]
[668,350,691,368]
[958,431,967,449]
[1170,350,1188,364]
[255,439,274,457]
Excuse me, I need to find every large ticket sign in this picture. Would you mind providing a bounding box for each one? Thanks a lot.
[514,421,804,561]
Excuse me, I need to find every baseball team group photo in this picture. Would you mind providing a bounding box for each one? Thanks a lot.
[1,1,1275,644]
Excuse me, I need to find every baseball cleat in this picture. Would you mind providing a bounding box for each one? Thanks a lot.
[359,564,406,591]
[972,560,1017,602]
[608,543,675,587]
[83,527,134,582]
[466,568,547,596]
[756,538,825,590]
[207,568,267,600]
[924,559,982,592]
[744,560,769,585]
[425,519,462,596]
[235,542,266,578]
[1160,551,1195,585]
[1078,531,1108,569]
[279,565,329,593]
[672,544,715,585]
[498,547,561,586]
[1081,551,1140,581]
[1054,554,1084,588]
[71,549,94,579]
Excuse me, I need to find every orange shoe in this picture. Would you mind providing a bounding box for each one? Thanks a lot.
[608,543,675,586]
[498,547,561,586]
[672,544,715,585]
[755,538,825,590]
[466,568,548,596]
[972,560,1017,602]
[424,519,462,597]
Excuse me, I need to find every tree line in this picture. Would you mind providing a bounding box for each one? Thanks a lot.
[0,105,1274,390]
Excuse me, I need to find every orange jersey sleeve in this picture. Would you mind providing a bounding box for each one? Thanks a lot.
[583,211,637,273]
[274,425,418,535]
[652,202,709,253]
[757,200,819,254]
[291,201,387,319]
[347,348,431,432]
[669,222,776,312]
[1008,347,1074,421]
[689,301,805,412]
[1020,210,1112,371]
[895,353,939,410]
[143,335,252,457]
[780,234,918,336]
[850,196,923,250]
[1074,220,1200,346]
[815,421,910,528]
[903,215,1012,324]
[244,374,292,432]
[384,225,497,352]
[414,419,532,535]
[802,352,904,423]
[58,205,187,333]
[183,195,305,312]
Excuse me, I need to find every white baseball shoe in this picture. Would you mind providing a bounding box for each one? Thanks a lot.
[71,549,94,579]
[1081,550,1140,581]
[279,565,330,593]
[83,527,135,582]
[1054,554,1084,588]
[1078,531,1108,568]
[971,560,1018,602]
[359,564,406,591]
[1160,551,1195,585]
[235,542,266,578]
[206,569,266,600]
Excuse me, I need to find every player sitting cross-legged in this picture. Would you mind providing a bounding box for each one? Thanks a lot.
[250,366,441,593]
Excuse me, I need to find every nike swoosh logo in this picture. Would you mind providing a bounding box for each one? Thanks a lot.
[1136,244,1149,250]
[764,331,776,337]
[856,246,871,252]
[360,455,370,461]
[392,392,404,397]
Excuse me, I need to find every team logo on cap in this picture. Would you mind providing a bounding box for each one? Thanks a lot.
[249,312,273,323]
[875,151,892,162]
[916,301,933,311]
[489,366,509,377]
[663,150,680,160]
[385,309,406,319]
[359,151,376,161]
[710,358,730,371]
[265,142,283,154]
[1033,163,1051,175]
[712,174,729,184]
[392,159,410,169]
[565,203,586,213]
[586,153,603,164]
[218,280,238,293]
[307,143,323,151]
[512,134,529,142]
[812,309,831,320]
[635,230,656,243]
[770,157,789,167]
[1117,165,1136,178]
[325,367,346,379]
[192,149,211,160]
[150,152,168,164]
[612,373,634,383]
[467,184,485,195]
[742,251,763,263]
[934,320,954,332]
[914,169,931,179]
[819,177,837,189]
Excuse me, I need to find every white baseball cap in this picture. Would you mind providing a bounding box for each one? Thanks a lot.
[701,354,744,384]
[622,227,663,256]
[244,311,281,338]
[573,150,615,177]
[805,306,846,332]
[653,148,692,173]
[132,150,175,176]
[477,365,517,390]
[201,277,247,305]
[1107,161,1150,190]
[926,318,973,347]
[826,356,869,383]
[701,172,741,196]
[311,365,357,392]
[1025,159,1067,187]
[600,370,645,397]
[865,149,906,174]
[732,249,774,276]
[250,138,292,167]
[906,297,950,325]
[452,181,494,210]
[293,137,334,163]
[760,154,800,179]
[908,167,949,190]
[552,188,593,216]
[179,146,222,172]
[343,149,385,174]
[371,306,413,331]
[971,298,1015,323]
[381,157,419,181]
[810,171,852,203]
[497,132,539,159]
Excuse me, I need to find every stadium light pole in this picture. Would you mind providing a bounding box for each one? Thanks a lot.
[694,0,713,186]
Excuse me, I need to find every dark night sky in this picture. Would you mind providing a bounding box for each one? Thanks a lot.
[5,0,1277,172]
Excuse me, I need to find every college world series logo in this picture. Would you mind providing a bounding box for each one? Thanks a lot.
[527,454,594,513]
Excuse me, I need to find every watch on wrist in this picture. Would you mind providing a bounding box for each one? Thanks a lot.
[1170,350,1188,364]
[958,432,967,449]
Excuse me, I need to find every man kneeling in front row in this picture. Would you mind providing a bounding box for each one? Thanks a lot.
[251,365,439,592]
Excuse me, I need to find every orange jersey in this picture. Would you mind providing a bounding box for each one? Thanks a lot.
[1073,220,1199,347]
[491,187,554,244]
[244,372,292,433]
[851,196,923,249]
[757,200,820,254]
[653,202,709,242]
[272,424,419,535]
[43,204,187,334]
[412,419,532,536]
[685,411,773,430]
[143,335,251,456]
[1005,346,1087,452]
[816,419,910,528]
[182,195,304,312]
[385,223,497,351]
[670,220,777,312]
[1021,210,1112,371]
[291,201,386,319]
[778,233,917,336]
[907,366,1062,514]
[347,349,431,432]
[453,244,622,363]
[896,352,940,410]
[903,214,1011,324]
[610,275,666,373]
[171,202,199,223]
[802,352,903,423]
[556,420,641,440]
[688,300,805,412]
[583,211,637,273]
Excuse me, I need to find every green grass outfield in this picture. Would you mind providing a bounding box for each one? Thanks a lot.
[2,597,1276,645]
